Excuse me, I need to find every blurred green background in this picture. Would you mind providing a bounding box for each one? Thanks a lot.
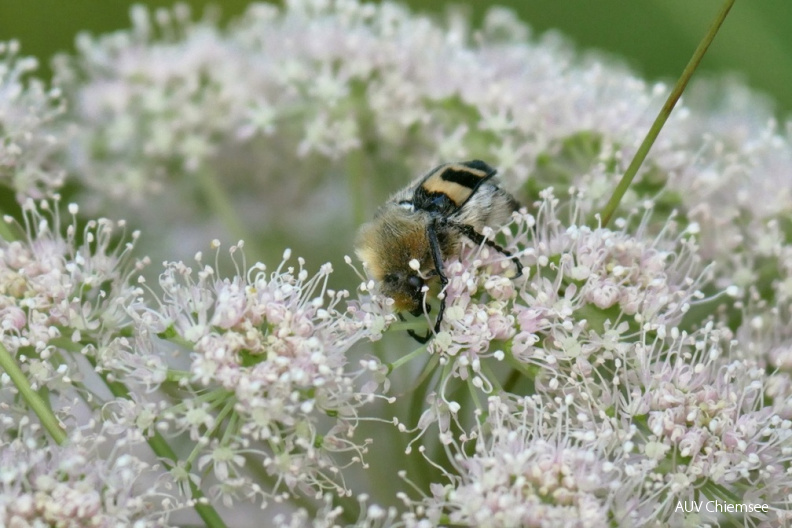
[2,0,791,118]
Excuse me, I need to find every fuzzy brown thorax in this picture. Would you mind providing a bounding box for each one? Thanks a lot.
[355,207,457,313]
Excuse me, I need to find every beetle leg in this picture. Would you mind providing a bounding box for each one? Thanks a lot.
[426,219,448,333]
[450,222,523,277]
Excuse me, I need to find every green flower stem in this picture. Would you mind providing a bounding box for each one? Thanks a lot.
[167,388,231,415]
[193,166,262,257]
[84,355,228,528]
[216,401,237,443]
[156,325,197,351]
[185,399,236,469]
[600,0,736,228]
[0,342,67,445]
[388,342,428,373]
[701,479,742,503]
[408,353,440,395]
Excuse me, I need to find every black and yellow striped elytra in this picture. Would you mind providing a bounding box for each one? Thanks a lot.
[411,160,497,215]
[355,160,523,343]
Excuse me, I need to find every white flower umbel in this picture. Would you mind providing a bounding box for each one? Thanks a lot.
[54,1,669,204]
[0,424,178,527]
[0,197,142,394]
[50,0,792,292]
[628,330,792,524]
[393,190,792,526]
[127,246,394,506]
[0,41,66,199]
[418,395,635,528]
[417,190,707,401]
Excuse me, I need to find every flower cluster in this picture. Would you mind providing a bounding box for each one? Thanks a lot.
[49,0,792,293]
[0,198,142,394]
[0,424,177,527]
[422,190,705,386]
[409,347,792,526]
[393,190,791,525]
[0,41,66,199]
[119,246,393,506]
[0,0,791,526]
[420,395,629,527]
